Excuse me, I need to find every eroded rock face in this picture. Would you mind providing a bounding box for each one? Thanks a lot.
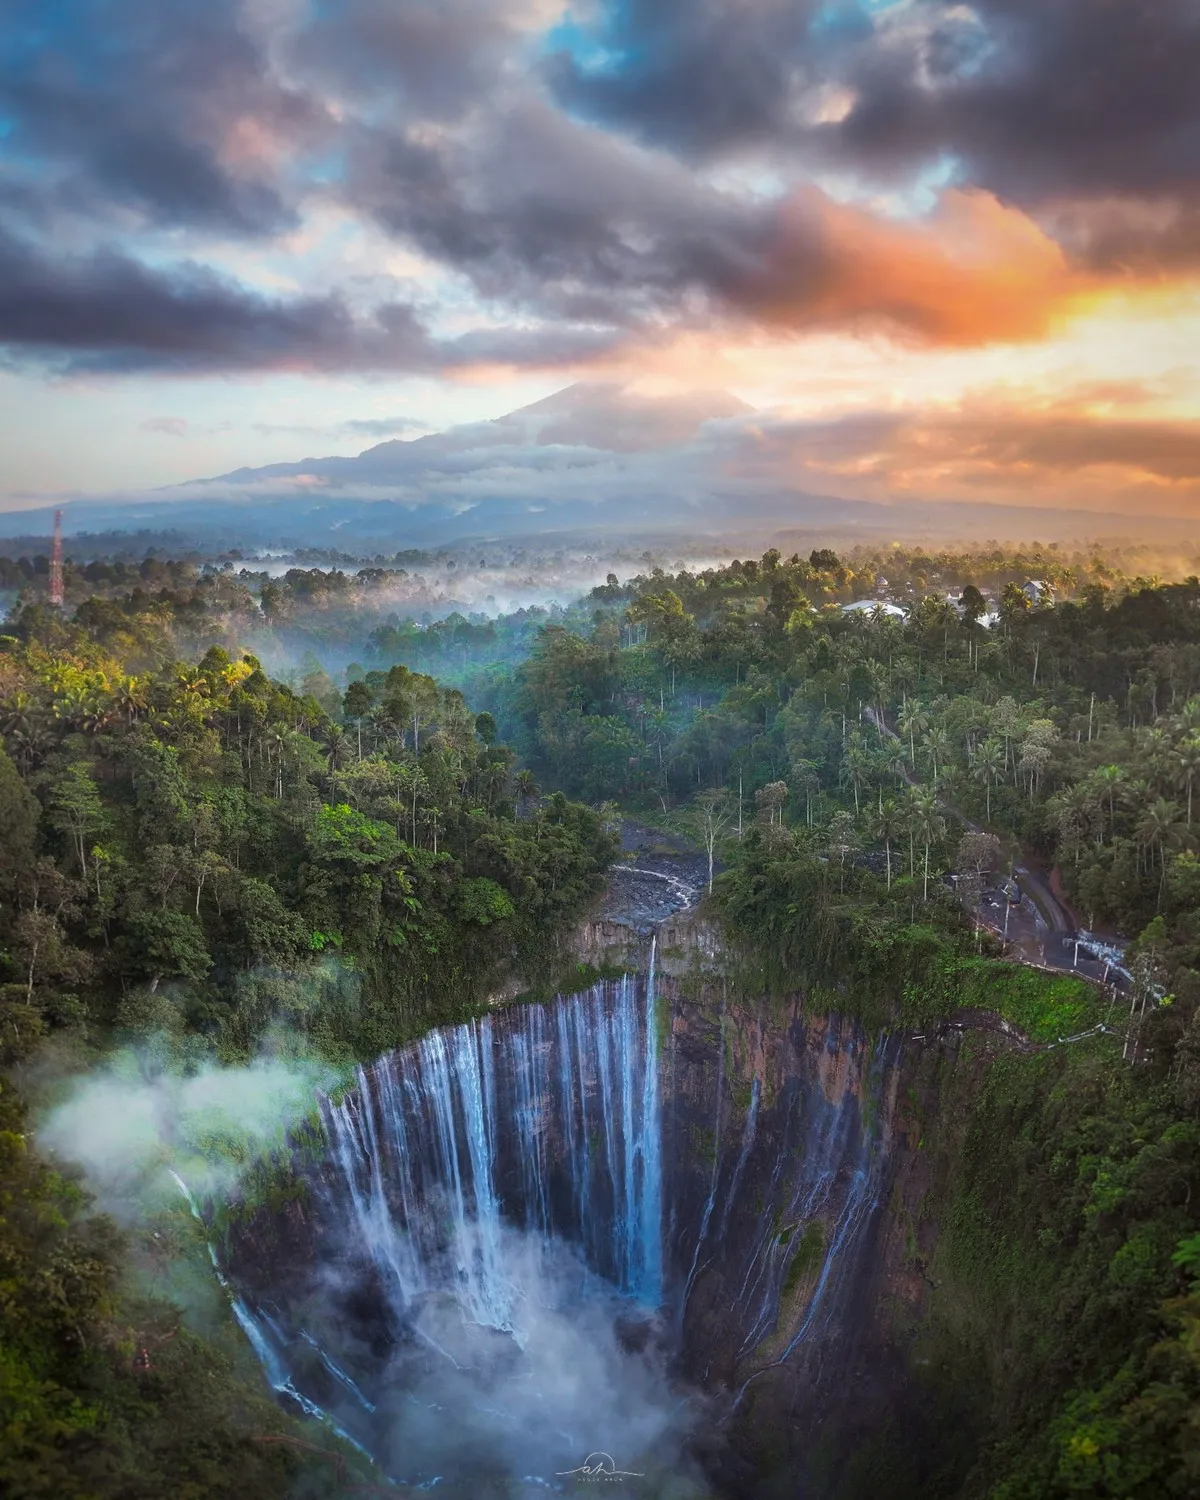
[224,952,980,1499]
[660,983,905,1499]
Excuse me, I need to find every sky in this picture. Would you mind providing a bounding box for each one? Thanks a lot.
[1,0,1199,520]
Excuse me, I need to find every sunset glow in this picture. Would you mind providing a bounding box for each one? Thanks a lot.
[1,0,1198,522]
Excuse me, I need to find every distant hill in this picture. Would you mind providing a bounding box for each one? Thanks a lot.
[0,382,1180,554]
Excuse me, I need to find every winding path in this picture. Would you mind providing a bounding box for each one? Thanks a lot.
[863,707,1128,988]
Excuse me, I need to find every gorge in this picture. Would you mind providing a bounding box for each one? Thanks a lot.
[209,913,965,1500]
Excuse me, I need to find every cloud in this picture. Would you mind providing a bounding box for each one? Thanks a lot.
[343,95,1095,348]
[287,0,530,121]
[0,227,429,375]
[549,1,1200,272]
[734,394,1200,509]
[250,416,431,440]
[341,415,430,438]
[733,185,1086,344]
[0,0,327,239]
[145,379,1200,524]
[546,0,818,159]
[0,0,1196,388]
[38,1045,337,1219]
[140,416,191,437]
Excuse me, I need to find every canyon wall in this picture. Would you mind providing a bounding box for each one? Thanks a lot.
[223,918,1013,1498]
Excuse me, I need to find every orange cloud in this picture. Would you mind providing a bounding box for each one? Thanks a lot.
[749,188,1099,346]
[744,389,1200,517]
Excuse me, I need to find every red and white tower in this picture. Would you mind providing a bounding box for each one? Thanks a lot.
[49,508,64,607]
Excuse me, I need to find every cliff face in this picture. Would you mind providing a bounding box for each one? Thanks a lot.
[224,918,1016,1499]
[657,967,1000,1500]
[659,978,898,1496]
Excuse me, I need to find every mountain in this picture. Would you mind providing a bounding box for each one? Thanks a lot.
[0,382,1178,553]
[214,383,755,487]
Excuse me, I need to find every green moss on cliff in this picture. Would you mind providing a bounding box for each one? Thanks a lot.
[782,1221,825,1298]
[909,1041,1200,1499]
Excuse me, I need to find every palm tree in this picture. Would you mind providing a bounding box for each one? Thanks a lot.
[1135,797,1188,903]
[843,733,871,815]
[924,724,950,783]
[790,759,821,826]
[1120,776,1151,819]
[872,798,904,890]
[1051,782,1099,867]
[173,665,211,720]
[1089,764,1127,839]
[1137,726,1171,792]
[972,738,1005,822]
[325,724,351,771]
[883,745,909,793]
[897,701,928,765]
[2,692,52,773]
[1172,733,1200,824]
[1174,697,1200,737]
[862,660,889,725]
[999,581,1031,636]
[908,787,945,901]
[513,768,539,815]
[115,674,149,724]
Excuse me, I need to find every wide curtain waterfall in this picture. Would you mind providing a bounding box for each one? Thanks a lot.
[322,964,663,1336]
[218,972,895,1496]
[217,966,699,1495]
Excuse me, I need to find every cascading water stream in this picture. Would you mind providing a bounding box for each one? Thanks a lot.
[168,1171,372,1457]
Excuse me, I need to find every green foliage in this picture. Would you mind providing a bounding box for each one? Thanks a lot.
[918,1046,1200,1500]
[8,541,1200,1498]
[0,1084,317,1499]
[0,587,619,1497]
[782,1220,825,1298]
[0,615,614,1064]
[919,958,1100,1043]
[455,876,516,926]
[709,829,1094,1037]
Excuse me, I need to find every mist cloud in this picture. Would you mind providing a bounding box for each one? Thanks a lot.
[38,1045,337,1220]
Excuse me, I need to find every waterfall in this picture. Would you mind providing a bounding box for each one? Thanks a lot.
[319,969,665,1343]
[213,967,898,1491]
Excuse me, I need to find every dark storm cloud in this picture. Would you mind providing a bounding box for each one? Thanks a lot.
[546,0,821,159]
[0,228,433,374]
[2,0,1196,379]
[825,1,1200,209]
[0,0,327,238]
[344,100,783,326]
[346,100,1083,347]
[550,0,1200,266]
[288,0,523,120]
[0,225,627,375]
